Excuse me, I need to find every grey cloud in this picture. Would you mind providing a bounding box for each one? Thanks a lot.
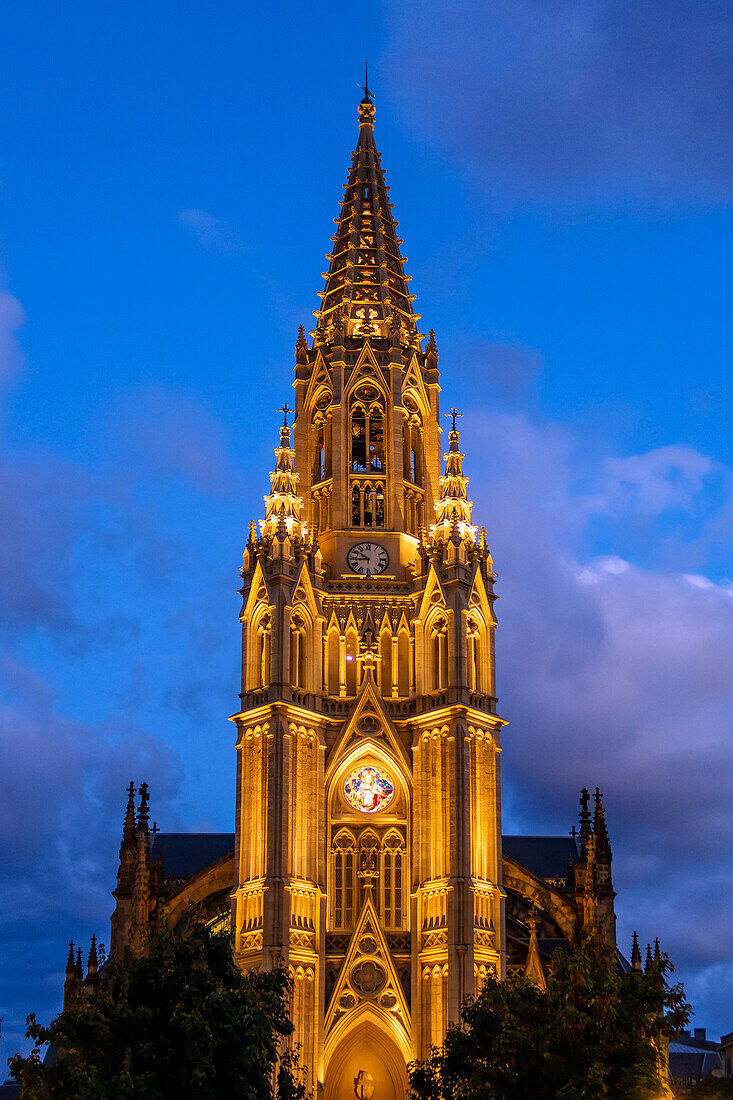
[385,0,733,202]
[463,406,733,1022]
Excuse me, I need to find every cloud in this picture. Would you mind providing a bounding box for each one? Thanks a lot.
[0,653,184,1056]
[177,208,243,251]
[600,445,716,516]
[385,0,733,202]
[107,384,240,494]
[464,341,544,404]
[463,404,733,1021]
[0,290,25,384]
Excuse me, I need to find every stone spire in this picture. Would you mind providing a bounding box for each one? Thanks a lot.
[85,934,100,995]
[260,408,305,542]
[434,412,474,533]
[631,931,642,973]
[63,941,79,1010]
[119,780,136,855]
[313,92,421,345]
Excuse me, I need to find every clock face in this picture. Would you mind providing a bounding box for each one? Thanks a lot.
[347,542,389,576]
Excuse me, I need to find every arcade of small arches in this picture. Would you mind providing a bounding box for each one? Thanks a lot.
[330,827,407,932]
[244,601,493,700]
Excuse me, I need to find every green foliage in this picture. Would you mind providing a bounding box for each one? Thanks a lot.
[409,928,690,1100]
[9,919,309,1099]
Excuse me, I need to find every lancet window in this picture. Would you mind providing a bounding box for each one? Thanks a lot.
[404,488,424,535]
[430,616,449,692]
[332,830,356,930]
[467,615,484,693]
[312,392,332,484]
[402,398,423,486]
[290,612,308,691]
[350,389,385,474]
[345,629,358,696]
[382,831,405,928]
[249,609,271,690]
[351,481,385,528]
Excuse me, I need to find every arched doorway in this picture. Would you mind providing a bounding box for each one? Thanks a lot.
[324,1020,408,1100]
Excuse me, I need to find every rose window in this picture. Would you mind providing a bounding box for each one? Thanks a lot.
[343,766,395,814]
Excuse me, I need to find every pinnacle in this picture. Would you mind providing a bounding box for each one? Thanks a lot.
[593,787,612,861]
[579,787,593,854]
[137,782,150,836]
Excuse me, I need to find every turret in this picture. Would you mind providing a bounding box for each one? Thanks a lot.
[110,781,161,959]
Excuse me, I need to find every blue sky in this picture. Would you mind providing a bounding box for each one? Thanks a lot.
[1,0,732,1063]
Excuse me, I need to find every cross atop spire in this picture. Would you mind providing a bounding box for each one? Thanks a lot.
[359,61,373,104]
[277,403,293,428]
[446,408,463,432]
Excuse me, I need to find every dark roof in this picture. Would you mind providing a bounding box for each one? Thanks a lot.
[669,1051,722,1081]
[502,835,580,881]
[0,1083,21,1099]
[151,833,234,880]
[151,833,583,891]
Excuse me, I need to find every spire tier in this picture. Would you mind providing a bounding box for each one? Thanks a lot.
[313,96,421,347]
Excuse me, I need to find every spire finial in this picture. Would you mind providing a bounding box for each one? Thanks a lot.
[631,931,642,972]
[446,408,463,432]
[359,61,373,104]
[66,941,75,971]
[137,782,150,836]
[277,403,293,428]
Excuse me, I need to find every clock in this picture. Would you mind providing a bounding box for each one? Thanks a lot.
[347,542,389,576]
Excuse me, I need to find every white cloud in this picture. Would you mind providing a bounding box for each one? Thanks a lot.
[177,208,243,251]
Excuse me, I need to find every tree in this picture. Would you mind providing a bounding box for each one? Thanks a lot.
[690,1082,733,1098]
[9,919,309,1099]
[409,928,690,1100]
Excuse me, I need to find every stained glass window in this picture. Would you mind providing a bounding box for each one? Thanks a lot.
[343,766,395,814]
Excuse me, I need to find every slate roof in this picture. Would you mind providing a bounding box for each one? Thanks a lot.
[502,835,580,880]
[151,833,234,880]
[150,832,584,887]
[669,1051,722,1081]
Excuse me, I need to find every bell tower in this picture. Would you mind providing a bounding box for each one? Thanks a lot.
[232,89,506,1099]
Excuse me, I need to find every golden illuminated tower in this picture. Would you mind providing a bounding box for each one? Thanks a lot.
[231,90,505,1099]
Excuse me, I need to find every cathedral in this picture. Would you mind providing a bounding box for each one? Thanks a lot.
[93,91,619,1099]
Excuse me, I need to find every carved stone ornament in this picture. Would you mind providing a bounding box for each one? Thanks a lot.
[350,959,387,997]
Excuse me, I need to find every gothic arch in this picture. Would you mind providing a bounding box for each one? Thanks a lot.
[323,1008,410,1100]
[247,604,272,690]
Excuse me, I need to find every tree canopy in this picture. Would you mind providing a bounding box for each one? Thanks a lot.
[409,928,690,1100]
[9,919,308,1099]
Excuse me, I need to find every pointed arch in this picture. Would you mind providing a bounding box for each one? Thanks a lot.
[345,627,358,696]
